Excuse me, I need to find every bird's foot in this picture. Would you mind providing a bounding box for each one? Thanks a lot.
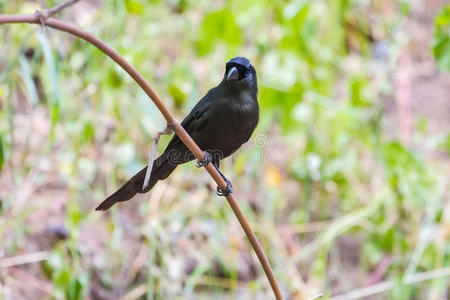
[217,179,233,196]
[195,151,212,168]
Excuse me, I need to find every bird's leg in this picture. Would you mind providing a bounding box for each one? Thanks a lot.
[214,166,233,196]
[195,154,232,195]
[195,151,212,168]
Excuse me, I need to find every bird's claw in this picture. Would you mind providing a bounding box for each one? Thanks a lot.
[195,151,211,168]
[217,180,233,196]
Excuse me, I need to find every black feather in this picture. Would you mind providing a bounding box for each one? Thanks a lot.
[97,57,259,210]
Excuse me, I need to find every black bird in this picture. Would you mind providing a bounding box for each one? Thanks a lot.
[96,57,259,211]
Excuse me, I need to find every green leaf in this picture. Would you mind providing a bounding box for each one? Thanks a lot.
[125,0,144,14]
[439,132,450,154]
[390,274,413,300]
[66,274,89,300]
[349,75,372,107]
[18,55,39,106]
[67,201,83,230]
[382,227,395,252]
[38,32,62,139]
[432,5,450,71]
[0,133,5,172]
[80,120,95,145]
[54,265,71,289]
[38,32,61,104]
[50,102,60,141]
[197,9,242,56]
[165,62,196,108]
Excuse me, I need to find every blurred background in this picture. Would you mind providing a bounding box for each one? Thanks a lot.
[0,0,449,299]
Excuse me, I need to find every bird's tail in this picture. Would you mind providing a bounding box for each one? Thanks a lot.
[95,155,176,211]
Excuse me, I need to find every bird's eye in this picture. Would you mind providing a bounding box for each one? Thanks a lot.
[239,67,249,77]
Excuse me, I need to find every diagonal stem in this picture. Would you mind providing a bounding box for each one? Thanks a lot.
[46,0,80,18]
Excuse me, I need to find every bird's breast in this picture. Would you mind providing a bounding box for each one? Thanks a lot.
[211,94,258,155]
[226,95,258,126]
[195,90,258,159]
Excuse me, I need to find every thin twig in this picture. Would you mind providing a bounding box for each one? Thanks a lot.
[143,124,174,190]
[36,0,80,31]
[307,293,323,300]
[0,251,50,268]
[46,0,80,17]
[121,283,147,300]
[0,6,284,299]
[329,267,450,300]
[9,267,54,295]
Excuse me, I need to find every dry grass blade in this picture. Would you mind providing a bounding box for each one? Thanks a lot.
[307,293,324,300]
[143,124,174,190]
[330,267,450,300]
[121,284,148,300]
[9,267,54,295]
[0,251,50,268]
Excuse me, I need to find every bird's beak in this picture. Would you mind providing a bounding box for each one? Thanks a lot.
[227,66,239,81]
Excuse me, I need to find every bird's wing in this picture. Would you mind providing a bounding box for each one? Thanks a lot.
[165,89,215,151]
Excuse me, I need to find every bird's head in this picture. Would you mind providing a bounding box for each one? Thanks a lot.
[224,57,257,94]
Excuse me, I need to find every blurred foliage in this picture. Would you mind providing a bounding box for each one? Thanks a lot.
[433,4,450,71]
[0,0,449,299]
